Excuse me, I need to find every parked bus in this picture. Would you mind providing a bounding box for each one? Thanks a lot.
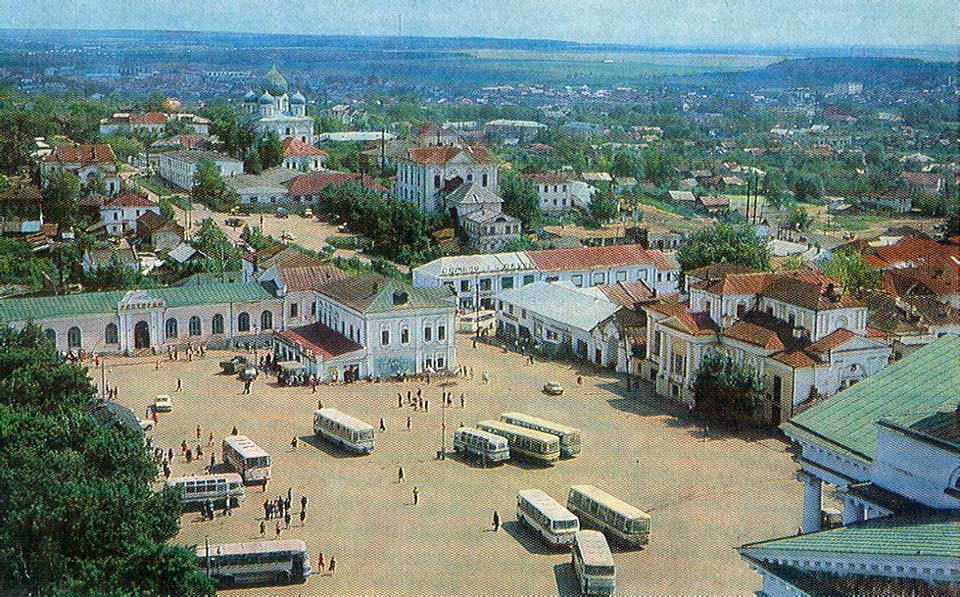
[517,489,579,545]
[477,420,560,465]
[313,408,375,454]
[571,530,616,596]
[567,485,651,547]
[166,473,245,510]
[499,412,581,457]
[222,435,271,483]
[196,539,311,587]
[453,427,510,465]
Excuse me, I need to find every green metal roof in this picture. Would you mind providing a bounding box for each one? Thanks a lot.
[781,334,960,462]
[740,513,960,559]
[316,274,454,314]
[0,282,276,322]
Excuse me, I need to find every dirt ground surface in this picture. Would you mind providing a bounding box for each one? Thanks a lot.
[106,334,803,595]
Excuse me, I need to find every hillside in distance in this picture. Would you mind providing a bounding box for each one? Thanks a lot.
[715,56,957,89]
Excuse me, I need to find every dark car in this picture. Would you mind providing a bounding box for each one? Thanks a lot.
[219,355,248,374]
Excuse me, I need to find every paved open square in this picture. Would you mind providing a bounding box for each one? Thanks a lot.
[106,334,803,595]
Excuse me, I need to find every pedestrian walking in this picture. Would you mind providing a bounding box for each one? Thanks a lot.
[196,424,201,440]
[460,393,465,408]
[413,486,419,505]
[425,400,429,412]
[577,375,583,385]
[275,521,282,538]
[210,454,215,470]
[406,416,411,431]
[264,500,270,519]
[231,426,238,436]
[260,520,265,537]
[379,418,385,431]
[176,378,182,392]
[152,408,158,426]
[317,552,324,572]
[493,510,500,531]
[291,436,298,450]
[328,557,336,575]
[398,465,404,483]
[301,495,307,511]
[155,359,160,370]
[300,508,306,526]
[168,447,174,462]
[186,448,192,462]
[284,511,291,529]
[181,440,188,455]
[287,487,292,503]
[482,371,489,384]
[163,464,170,479]
[398,393,403,408]
[262,477,268,492]
[208,431,214,447]
[407,390,411,403]
[196,444,203,458]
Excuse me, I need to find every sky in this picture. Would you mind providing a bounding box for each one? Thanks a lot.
[0,0,955,49]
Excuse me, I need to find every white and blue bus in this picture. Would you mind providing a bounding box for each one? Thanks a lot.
[165,473,245,510]
[477,420,560,465]
[222,435,271,483]
[516,489,580,545]
[572,530,616,596]
[313,408,375,454]
[453,427,510,465]
[196,539,311,587]
[567,484,651,547]
[499,412,581,457]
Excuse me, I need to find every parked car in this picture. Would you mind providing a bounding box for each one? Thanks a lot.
[281,231,297,241]
[302,208,313,218]
[219,355,249,374]
[543,382,564,396]
[154,394,172,412]
[238,367,259,381]
[275,207,288,218]
[225,217,244,228]
[138,418,155,432]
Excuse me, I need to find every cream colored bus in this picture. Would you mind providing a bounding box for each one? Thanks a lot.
[477,420,560,465]
[166,473,245,510]
[572,530,615,596]
[499,412,581,457]
[567,484,650,546]
[517,489,580,545]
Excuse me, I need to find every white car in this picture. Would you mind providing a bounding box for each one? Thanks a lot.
[138,418,155,432]
[154,394,172,412]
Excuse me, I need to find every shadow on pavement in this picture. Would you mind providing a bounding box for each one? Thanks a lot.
[297,433,364,459]
[553,562,580,596]
[502,520,567,556]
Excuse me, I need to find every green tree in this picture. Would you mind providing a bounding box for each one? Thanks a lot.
[42,169,81,228]
[499,172,542,229]
[589,189,619,223]
[0,324,215,595]
[245,147,263,174]
[193,218,241,274]
[677,223,770,273]
[610,151,639,179]
[83,170,106,197]
[241,225,279,251]
[821,250,880,295]
[693,350,764,423]
[782,204,813,232]
[192,158,238,212]
[761,168,788,208]
[159,197,176,221]
[258,130,284,170]
[102,134,145,162]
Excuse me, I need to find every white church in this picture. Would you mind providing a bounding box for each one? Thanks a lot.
[241,65,315,145]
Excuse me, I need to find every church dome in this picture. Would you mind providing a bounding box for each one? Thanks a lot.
[262,65,288,96]
[243,89,257,103]
[290,91,306,104]
[259,91,274,105]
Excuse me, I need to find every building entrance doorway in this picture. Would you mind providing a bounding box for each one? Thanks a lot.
[134,321,150,349]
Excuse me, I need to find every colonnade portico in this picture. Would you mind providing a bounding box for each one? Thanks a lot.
[798,470,823,534]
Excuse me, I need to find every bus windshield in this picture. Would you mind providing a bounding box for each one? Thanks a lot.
[248,455,270,468]
[553,519,578,531]
[585,564,614,576]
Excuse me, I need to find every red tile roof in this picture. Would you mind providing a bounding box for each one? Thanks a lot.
[129,112,167,125]
[43,144,117,164]
[899,171,941,188]
[406,145,491,165]
[526,244,675,272]
[282,137,327,158]
[525,173,568,185]
[277,265,349,291]
[597,280,656,307]
[770,350,817,368]
[287,171,386,195]
[723,320,785,350]
[885,265,960,298]
[103,191,156,209]
[415,123,458,138]
[698,195,729,208]
[696,271,774,296]
[277,323,363,359]
[806,328,856,354]
[763,271,861,310]
[865,237,960,270]
[646,301,719,336]
[686,263,762,282]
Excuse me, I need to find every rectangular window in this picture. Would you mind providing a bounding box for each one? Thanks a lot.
[672,353,684,375]
[654,331,662,358]
[501,277,514,289]
[423,326,432,342]
[438,325,445,341]
[523,274,535,285]
[616,270,627,281]
[401,328,409,344]
[479,278,491,292]
[381,330,390,346]
[290,304,298,317]
[508,304,514,315]
[592,272,605,286]
[572,274,583,287]
[521,309,527,318]
[460,280,470,292]
[311,302,317,316]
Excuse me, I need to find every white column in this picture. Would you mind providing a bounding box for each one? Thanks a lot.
[798,471,823,533]
[842,497,863,526]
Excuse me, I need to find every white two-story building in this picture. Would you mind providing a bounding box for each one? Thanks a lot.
[40,144,120,196]
[156,150,243,190]
[394,145,498,214]
[99,191,160,236]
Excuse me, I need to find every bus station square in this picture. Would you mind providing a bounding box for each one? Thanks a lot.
[106,334,803,595]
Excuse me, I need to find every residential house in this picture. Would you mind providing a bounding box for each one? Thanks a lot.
[899,171,943,195]
[224,168,299,207]
[698,194,729,214]
[445,182,521,252]
[40,144,120,195]
[273,274,456,382]
[135,211,184,252]
[668,190,696,204]
[98,112,167,136]
[82,241,139,274]
[860,190,914,213]
[100,191,160,236]
[393,145,497,214]
[414,123,461,146]
[525,173,580,213]
[156,150,243,190]
[285,171,387,205]
[254,259,349,328]
[281,137,327,172]
[643,265,891,424]
[738,335,959,595]
[483,119,546,144]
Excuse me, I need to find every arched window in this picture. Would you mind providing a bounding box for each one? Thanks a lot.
[105,323,118,344]
[67,326,81,348]
[212,314,224,335]
[189,316,201,336]
[238,312,250,332]
[44,328,56,345]
[482,173,488,186]
[261,310,273,330]
[165,318,178,340]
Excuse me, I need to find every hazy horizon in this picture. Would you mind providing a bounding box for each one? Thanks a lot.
[0,0,955,50]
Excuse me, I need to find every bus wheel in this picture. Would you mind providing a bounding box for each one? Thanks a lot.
[276,571,291,584]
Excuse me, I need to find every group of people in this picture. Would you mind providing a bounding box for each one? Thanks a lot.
[260,490,308,536]
[200,497,231,521]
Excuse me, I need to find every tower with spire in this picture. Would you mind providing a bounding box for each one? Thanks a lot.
[241,65,315,144]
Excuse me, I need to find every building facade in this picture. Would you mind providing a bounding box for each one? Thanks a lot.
[240,66,315,145]
[40,144,120,196]
[99,191,160,236]
[156,150,243,190]
[394,146,497,214]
